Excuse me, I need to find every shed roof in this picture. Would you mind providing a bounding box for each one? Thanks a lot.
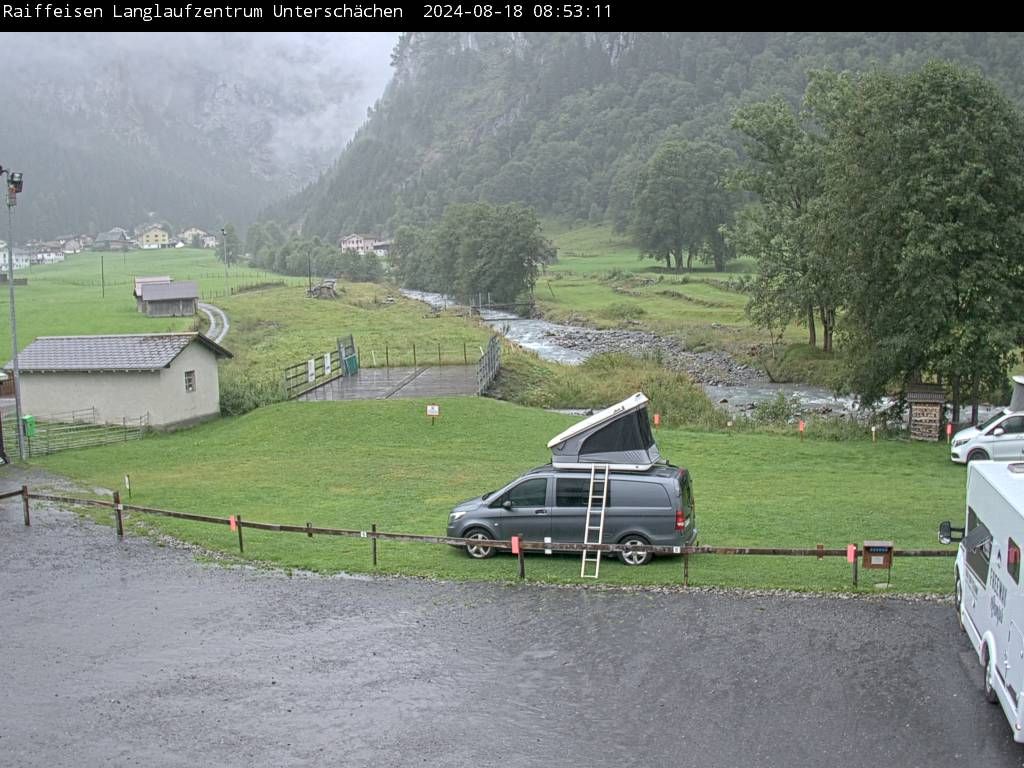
[133,275,171,297]
[4,333,231,373]
[141,280,198,302]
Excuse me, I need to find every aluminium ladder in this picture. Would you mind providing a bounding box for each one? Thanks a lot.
[580,464,611,579]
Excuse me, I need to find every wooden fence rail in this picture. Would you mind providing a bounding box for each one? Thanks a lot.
[5,488,957,586]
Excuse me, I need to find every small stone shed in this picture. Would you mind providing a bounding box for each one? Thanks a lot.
[4,332,232,429]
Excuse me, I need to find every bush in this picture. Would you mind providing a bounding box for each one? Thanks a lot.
[219,369,284,416]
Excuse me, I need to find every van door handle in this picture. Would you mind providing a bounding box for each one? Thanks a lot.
[534,509,547,515]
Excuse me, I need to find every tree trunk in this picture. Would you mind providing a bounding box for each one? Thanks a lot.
[819,305,835,353]
[664,252,672,270]
[971,376,979,426]
[686,244,694,272]
[952,375,961,426]
[712,232,727,272]
[807,304,817,348]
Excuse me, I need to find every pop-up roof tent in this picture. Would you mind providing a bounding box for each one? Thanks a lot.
[1011,375,1024,412]
[547,392,662,470]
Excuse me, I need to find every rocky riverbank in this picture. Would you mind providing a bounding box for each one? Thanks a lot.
[541,327,768,387]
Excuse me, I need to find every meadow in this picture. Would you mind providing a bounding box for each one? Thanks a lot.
[32,397,962,593]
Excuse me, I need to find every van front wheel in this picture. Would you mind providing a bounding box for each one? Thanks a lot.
[464,529,496,560]
[618,535,653,566]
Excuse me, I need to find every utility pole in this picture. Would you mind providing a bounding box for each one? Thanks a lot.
[221,226,229,297]
[1,165,26,460]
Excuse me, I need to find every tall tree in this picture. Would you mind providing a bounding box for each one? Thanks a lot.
[633,139,738,272]
[808,63,1024,408]
[729,97,835,349]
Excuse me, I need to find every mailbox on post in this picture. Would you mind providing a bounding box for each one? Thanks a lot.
[862,540,894,569]
[863,540,894,585]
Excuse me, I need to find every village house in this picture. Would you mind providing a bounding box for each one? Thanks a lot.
[201,234,218,249]
[177,227,208,247]
[338,233,386,255]
[4,332,232,429]
[139,224,171,249]
[94,228,134,251]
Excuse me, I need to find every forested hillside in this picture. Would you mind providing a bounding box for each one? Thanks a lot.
[276,32,1024,239]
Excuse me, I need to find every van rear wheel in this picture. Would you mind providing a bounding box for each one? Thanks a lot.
[618,535,653,566]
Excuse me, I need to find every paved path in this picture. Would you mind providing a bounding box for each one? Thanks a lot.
[198,301,230,343]
[298,364,479,401]
[2,491,1022,766]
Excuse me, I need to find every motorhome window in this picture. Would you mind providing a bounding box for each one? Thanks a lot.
[507,478,548,507]
[556,478,609,507]
[963,509,992,582]
[1009,539,1021,584]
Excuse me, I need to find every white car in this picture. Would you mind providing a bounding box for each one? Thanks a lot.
[951,409,1024,463]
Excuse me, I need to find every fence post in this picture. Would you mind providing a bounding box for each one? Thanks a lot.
[463,341,467,365]
[412,343,417,368]
[437,343,441,366]
[372,523,378,567]
[236,514,244,553]
[385,343,389,369]
[113,491,124,538]
[21,484,30,526]
[683,552,689,586]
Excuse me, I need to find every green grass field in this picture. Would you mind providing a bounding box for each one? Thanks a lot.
[30,397,963,593]
[0,248,304,351]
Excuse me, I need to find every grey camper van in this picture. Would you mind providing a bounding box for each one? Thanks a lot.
[447,394,696,566]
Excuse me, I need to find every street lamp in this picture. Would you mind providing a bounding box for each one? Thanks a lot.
[0,165,26,460]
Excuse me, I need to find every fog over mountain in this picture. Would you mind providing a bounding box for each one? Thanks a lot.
[0,31,398,239]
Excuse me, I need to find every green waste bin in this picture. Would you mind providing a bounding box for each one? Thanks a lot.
[21,414,36,438]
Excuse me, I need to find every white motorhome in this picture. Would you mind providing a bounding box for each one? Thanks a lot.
[940,461,1024,740]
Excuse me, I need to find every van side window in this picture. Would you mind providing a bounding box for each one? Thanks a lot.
[556,478,610,507]
[612,480,670,507]
[965,507,992,583]
[507,478,548,507]
[1000,416,1024,435]
[1009,538,1021,584]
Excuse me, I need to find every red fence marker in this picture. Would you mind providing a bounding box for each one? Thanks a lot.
[947,422,953,443]
[847,544,856,563]
[229,515,237,532]
[653,413,661,428]
[511,535,521,555]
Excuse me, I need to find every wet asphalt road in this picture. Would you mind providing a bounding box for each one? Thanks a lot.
[2,494,1023,767]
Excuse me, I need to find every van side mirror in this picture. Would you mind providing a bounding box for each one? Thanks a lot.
[938,520,964,545]
[502,500,513,510]
[993,427,1006,437]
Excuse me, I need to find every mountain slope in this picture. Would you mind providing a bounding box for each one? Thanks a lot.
[276,32,1024,239]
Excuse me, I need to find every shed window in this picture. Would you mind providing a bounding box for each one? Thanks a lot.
[185,370,196,392]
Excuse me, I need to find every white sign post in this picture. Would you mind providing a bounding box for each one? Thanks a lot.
[307,359,316,383]
[427,404,440,425]
[324,353,332,376]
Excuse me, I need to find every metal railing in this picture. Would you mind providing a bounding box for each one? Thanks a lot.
[1,408,147,457]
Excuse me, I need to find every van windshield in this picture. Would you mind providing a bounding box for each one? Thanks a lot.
[978,410,1008,431]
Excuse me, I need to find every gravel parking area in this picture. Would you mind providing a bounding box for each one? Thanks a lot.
[1,481,1020,767]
